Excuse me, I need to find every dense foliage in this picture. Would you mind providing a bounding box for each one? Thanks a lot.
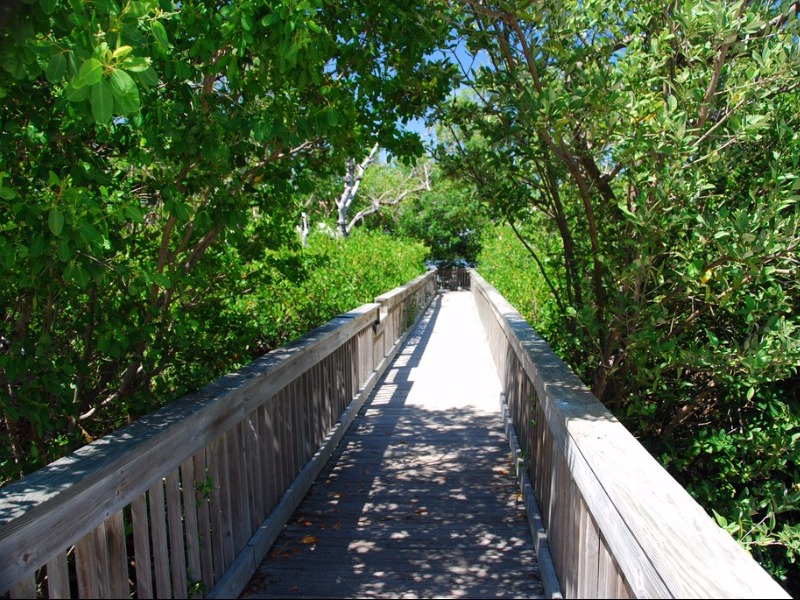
[2,0,799,591]
[394,172,489,263]
[440,0,800,591]
[0,0,456,485]
[226,229,428,361]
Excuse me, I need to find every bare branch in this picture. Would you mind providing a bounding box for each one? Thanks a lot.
[347,162,431,231]
[336,143,379,236]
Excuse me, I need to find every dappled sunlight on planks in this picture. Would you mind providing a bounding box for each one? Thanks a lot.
[242,292,544,599]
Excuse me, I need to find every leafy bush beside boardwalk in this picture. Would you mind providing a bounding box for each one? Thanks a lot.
[0,228,426,488]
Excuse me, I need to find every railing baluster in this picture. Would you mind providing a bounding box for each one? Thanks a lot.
[75,521,110,598]
[8,574,35,600]
[207,437,229,576]
[180,457,203,597]
[131,493,154,599]
[261,402,278,514]
[148,478,172,599]
[164,470,187,599]
[45,553,70,599]
[225,426,248,555]
[106,510,129,599]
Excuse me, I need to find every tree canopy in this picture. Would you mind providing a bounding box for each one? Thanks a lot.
[0,0,458,480]
[1,0,799,592]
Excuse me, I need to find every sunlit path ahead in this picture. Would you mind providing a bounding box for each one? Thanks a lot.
[241,291,545,599]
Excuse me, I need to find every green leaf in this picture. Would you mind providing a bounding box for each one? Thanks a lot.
[0,185,15,200]
[125,205,144,222]
[65,81,90,101]
[90,79,114,123]
[56,240,71,262]
[78,58,104,87]
[151,21,169,50]
[129,1,148,18]
[39,0,57,14]
[29,234,44,257]
[152,272,172,289]
[64,264,90,288]
[48,208,64,236]
[110,68,135,96]
[112,45,133,61]
[261,13,279,27]
[77,222,102,244]
[137,66,159,86]
[110,69,140,114]
[46,53,66,83]
[93,0,116,15]
[121,56,150,72]
[325,109,339,126]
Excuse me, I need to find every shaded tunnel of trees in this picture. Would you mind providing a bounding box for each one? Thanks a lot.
[1,1,799,593]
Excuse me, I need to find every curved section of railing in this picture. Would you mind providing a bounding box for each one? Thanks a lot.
[471,270,789,599]
[0,271,436,600]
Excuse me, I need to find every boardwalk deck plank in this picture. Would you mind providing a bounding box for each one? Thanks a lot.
[241,292,545,600]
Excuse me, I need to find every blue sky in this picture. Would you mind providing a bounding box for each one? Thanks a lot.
[398,41,489,152]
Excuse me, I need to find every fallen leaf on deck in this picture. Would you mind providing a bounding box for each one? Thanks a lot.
[300,535,318,544]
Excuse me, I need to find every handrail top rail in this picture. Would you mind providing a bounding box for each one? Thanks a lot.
[471,271,789,599]
[374,271,435,308]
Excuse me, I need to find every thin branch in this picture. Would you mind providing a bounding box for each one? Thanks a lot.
[507,218,566,316]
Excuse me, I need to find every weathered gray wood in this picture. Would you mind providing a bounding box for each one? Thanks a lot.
[215,436,235,569]
[0,305,380,594]
[148,479,172,599]
[209,283,436,600]
[45,552,70,599]
[8,574,35,599]
[207,438,227,582]
[74,523,110,599]
[180,458,203,597]
[289,378,303,479]
[261,403,278,514]
[576,495,600,598]
[165,470,188,599]
[501,392,562,599]
[192,451,215,593]
[598,535,622,598]
[131,493,154,599]
[247,409,265,529]
[297,373,311,467]
[310,363,323,453]
[105,510,129,599]
[241,413,259,534]
[227,425,250,553]
[472,272,790,599]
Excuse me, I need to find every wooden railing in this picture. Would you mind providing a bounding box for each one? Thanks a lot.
[0,271,436,600]
[433,265,471,291]
[471,271,790,599]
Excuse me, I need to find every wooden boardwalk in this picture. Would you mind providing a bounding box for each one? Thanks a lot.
[241,291,545,599]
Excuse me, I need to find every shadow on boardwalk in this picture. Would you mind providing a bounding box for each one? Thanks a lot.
[241,293,544,599]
